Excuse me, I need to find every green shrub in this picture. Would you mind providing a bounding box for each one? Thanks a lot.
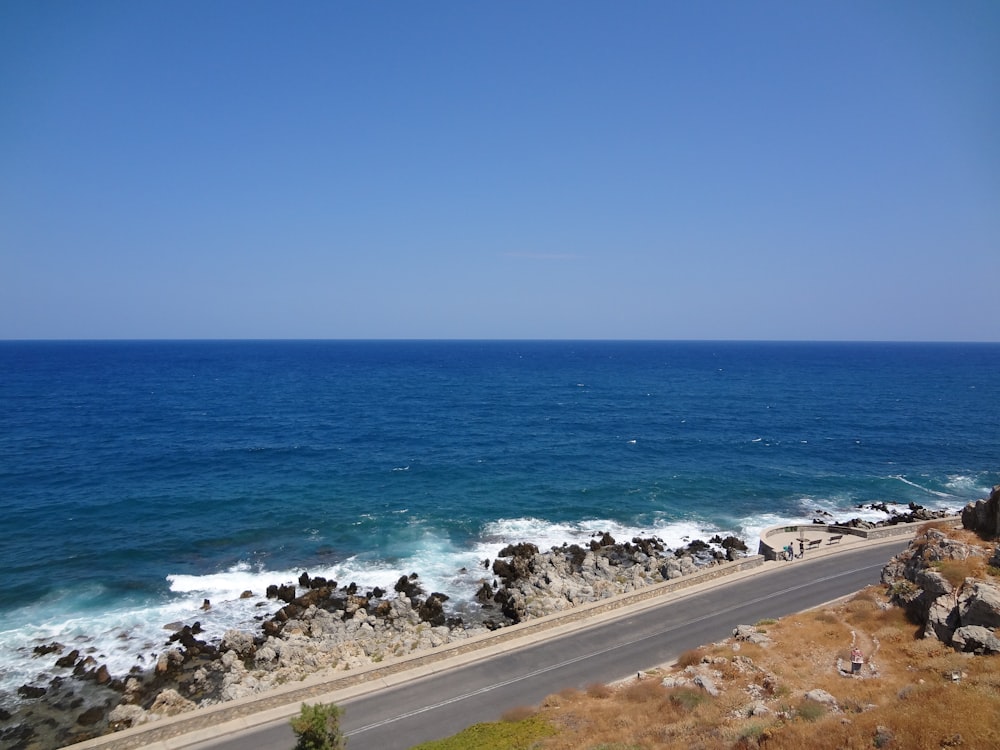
[670,687,706,711]
[797,699,827,722]
[290,702,345,750]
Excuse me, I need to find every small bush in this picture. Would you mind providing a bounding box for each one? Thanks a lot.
[670,687,706,711]
[622,678,665,704]
[675,648,703,668]
[796,699,827,722]
[290,702,345,750]
[500,705,535,722]
[929,560,965,588]
[586,682,613,699]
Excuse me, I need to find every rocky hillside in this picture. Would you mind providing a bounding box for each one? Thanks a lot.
[881,485,1000,653]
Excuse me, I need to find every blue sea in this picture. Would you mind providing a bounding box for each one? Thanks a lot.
[1,340,998,705]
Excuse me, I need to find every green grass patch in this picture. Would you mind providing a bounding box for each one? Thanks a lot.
[669,687,707,711]
[409,714,557,750]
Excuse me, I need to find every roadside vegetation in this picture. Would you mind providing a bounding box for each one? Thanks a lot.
[290,702,346,750]
[413,523,1000,749]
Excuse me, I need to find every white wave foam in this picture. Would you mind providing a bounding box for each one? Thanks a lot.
[944,474,992,496]
[166,561,266,600]
[479,516,734,555]
[891,475,953,499]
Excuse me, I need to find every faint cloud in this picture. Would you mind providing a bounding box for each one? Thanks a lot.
[502,252,580,261]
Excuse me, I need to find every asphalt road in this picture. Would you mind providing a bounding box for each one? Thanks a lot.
[191,541,906,750]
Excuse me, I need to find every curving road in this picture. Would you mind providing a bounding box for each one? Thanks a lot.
[186,541,905,750]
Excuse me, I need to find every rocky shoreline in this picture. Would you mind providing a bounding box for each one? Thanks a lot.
[1,531,748,749]
[0,497,970,749]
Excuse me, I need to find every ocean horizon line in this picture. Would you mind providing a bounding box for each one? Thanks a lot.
[3,337,999,345]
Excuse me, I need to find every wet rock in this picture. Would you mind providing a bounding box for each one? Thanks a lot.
[33,642,64,657]
[394,573,424,599]
[55,649,81,669]
[76,706,105,726]
[475,580,494,603]
[417,593,449,626]
[17,684,47,699]
[266,583,297,603]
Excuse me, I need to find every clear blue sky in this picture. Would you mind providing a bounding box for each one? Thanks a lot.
[2,1,998,340]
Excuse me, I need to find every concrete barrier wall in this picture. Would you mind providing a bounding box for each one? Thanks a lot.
[757,516,961,559]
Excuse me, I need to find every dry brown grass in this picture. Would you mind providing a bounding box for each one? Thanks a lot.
[675,647,705,668]
[934,556,989,587]
[499,705,537,722]
[526,585,1000,750]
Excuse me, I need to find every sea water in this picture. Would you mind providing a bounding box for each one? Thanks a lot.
[1,340,998,706]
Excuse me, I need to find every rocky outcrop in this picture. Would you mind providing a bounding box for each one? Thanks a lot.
[482,534,726,624]
[829,501,954,530]
[961,485,1000,540]
[951,625,1000,654]
[881,524,1000,651]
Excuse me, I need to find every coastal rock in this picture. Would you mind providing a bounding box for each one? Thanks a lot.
[394,573,424,599]
[155,649,184,674]
[33,642,64,657]
[55,649,81,669]
[961,485,1000,539]
[417,592,449,626]
[266,583,297,603]
[22,530,743,745]
[221,629,256,658]
[107,703,149,730]
[149,688,196,717]
[17,684,47,699]
[77,706,106,726]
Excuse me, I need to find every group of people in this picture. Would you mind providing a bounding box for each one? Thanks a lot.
[782,540,805,560]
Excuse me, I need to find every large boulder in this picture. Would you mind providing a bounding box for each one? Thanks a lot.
[220,629,256,658]
[417,592,449,626]
[107,703,149,731]
[951,625,1000,654]
[149,688,195,717]
[961,485,1000,539]
[925,595,959,642]
[957,579,1000,630]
